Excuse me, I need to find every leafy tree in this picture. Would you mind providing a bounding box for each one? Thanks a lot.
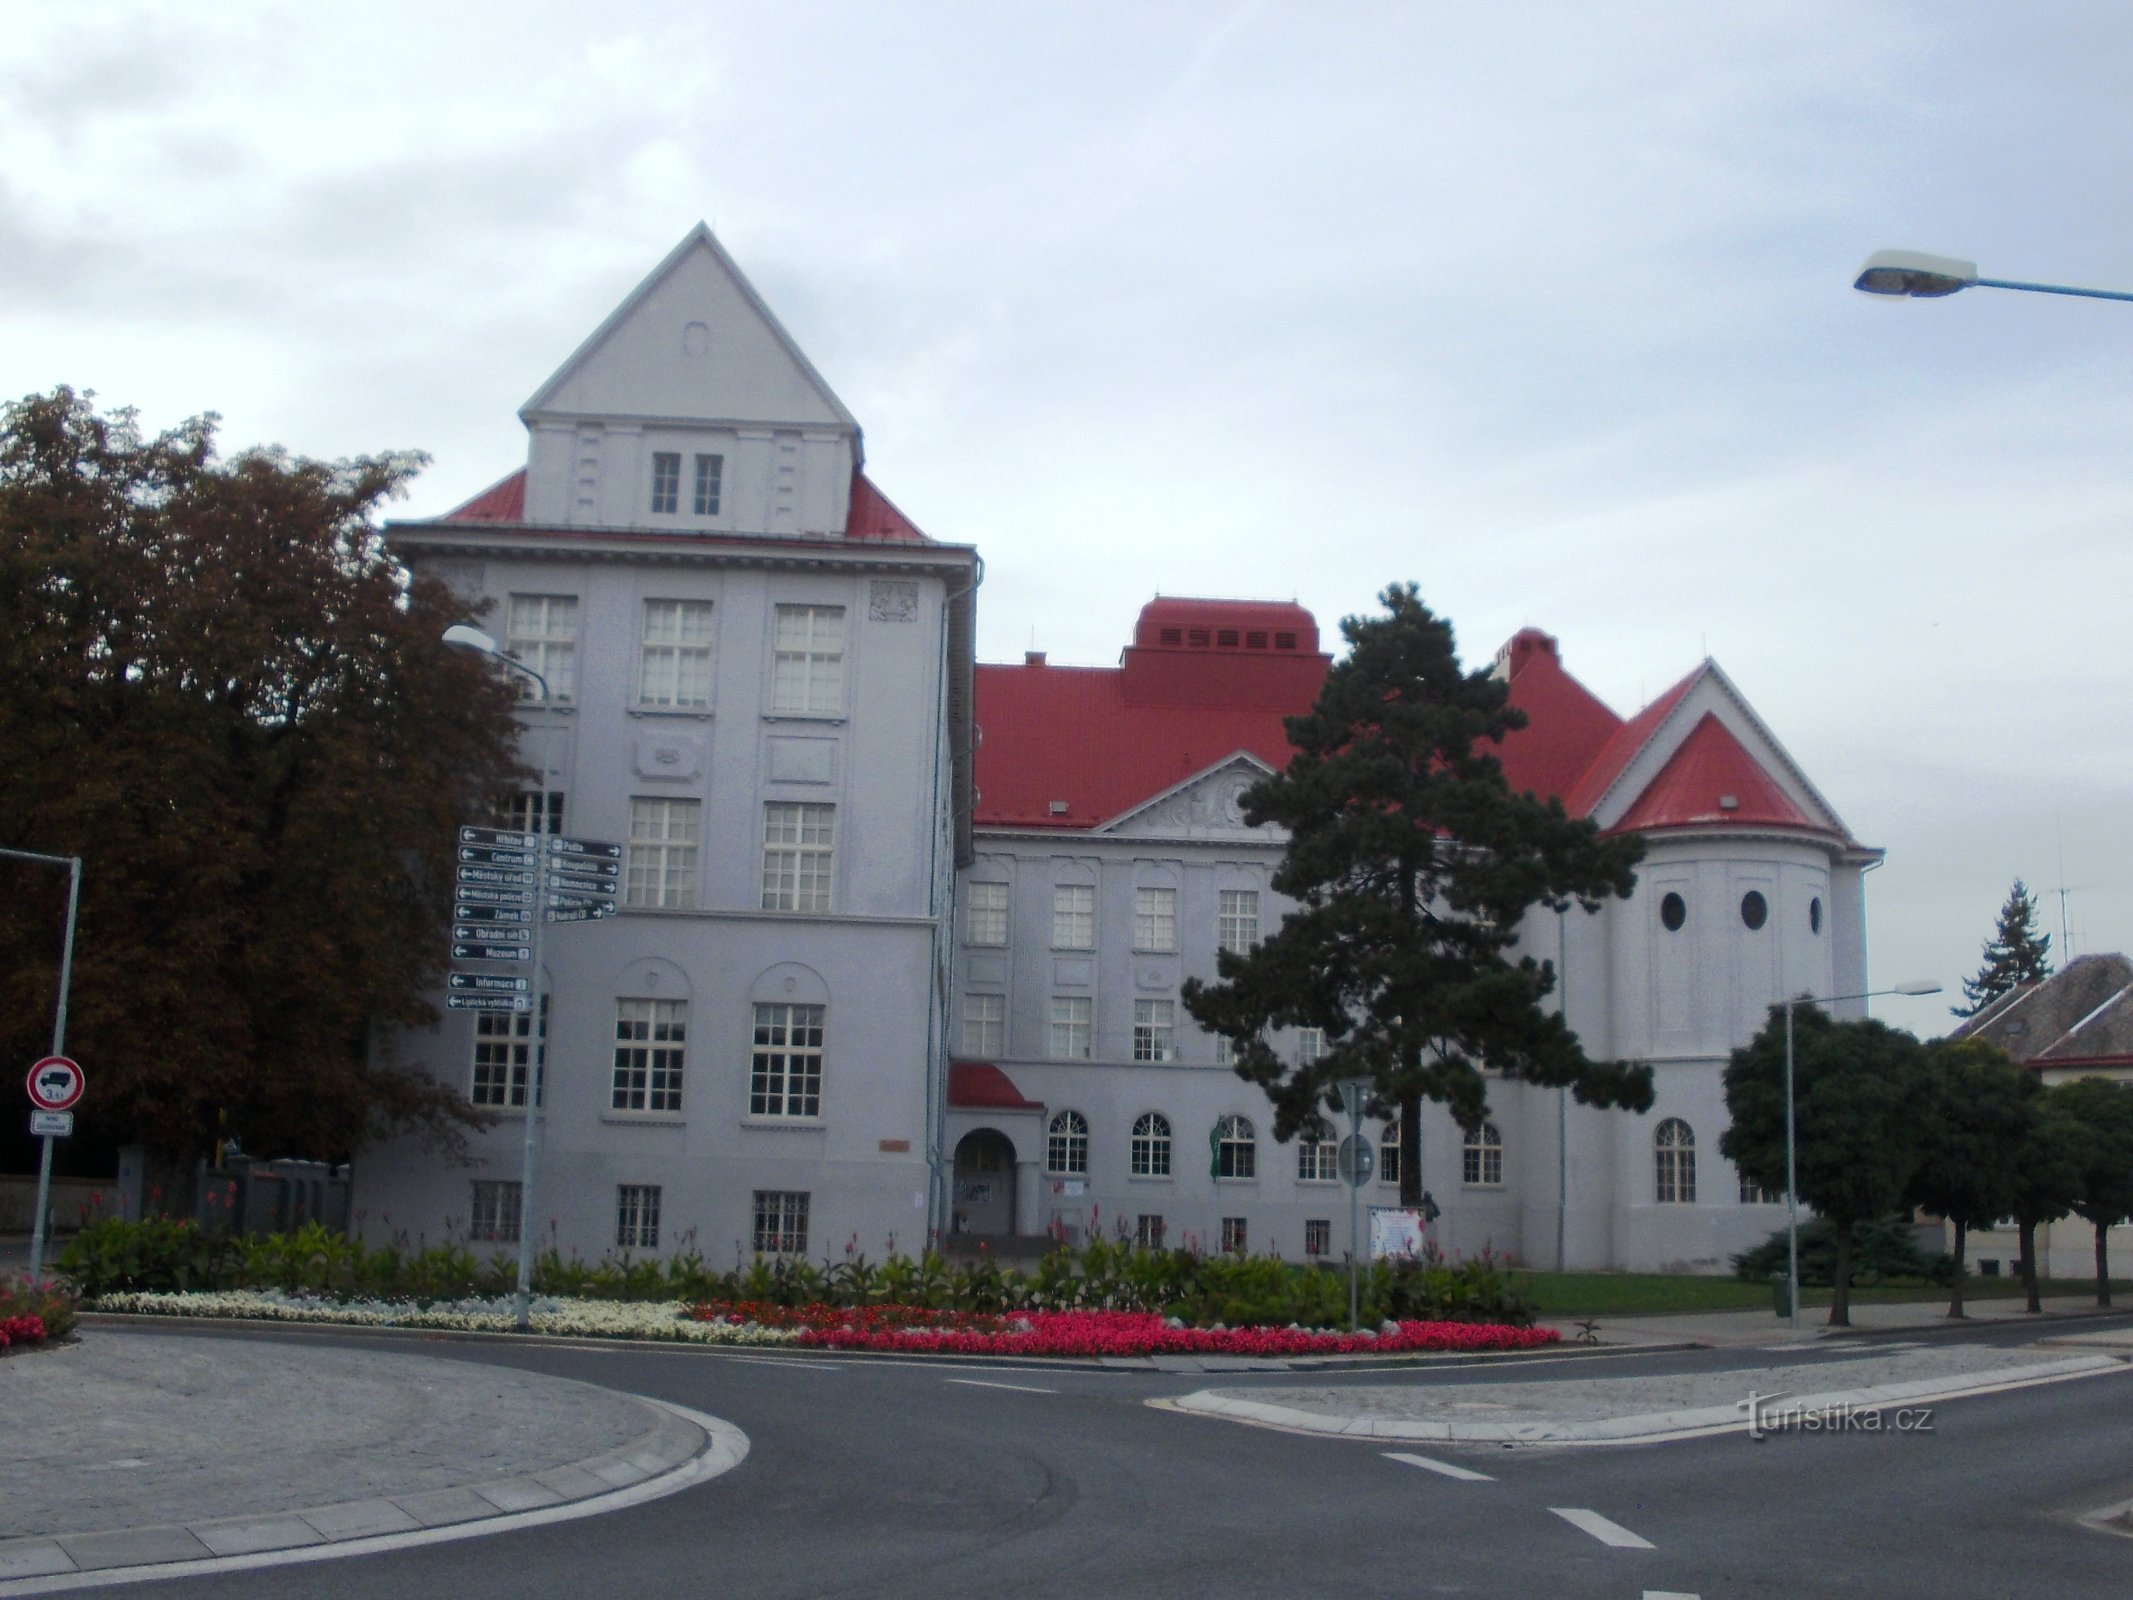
[2055,1075,2133,1307]
[1721,1003,1930,1326]
[1907,1037,2038,1317]
[1182,584,1653,1207]
[0,389,525,1165]
[2009,1086,2091,1313]
[1954,879,2053,1017]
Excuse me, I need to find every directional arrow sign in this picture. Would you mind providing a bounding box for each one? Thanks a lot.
[448,972,531,994]
[452,942,532,963]
[452,884,535,909]
[452,923,529,945]
[447,993,530,1014]
[550,875,619,899]
[546,904,618,924]
[457,865,535,888]
[549,892,617,911]
[459,845,535,868]
[452,904,533,925]
[460,825,540,850]
[549,861,619,884]
[549,837,623,861]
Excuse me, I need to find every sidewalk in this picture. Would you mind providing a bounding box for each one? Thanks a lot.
[1538,1291,2130,1349]
[0,1329,743,1589]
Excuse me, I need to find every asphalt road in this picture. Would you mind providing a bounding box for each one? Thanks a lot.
[86,1319,2133,1599]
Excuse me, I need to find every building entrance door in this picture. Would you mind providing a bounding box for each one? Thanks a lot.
[952,1129,1016,1236]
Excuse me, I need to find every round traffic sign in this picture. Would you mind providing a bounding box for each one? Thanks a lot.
[1336,1132,1375,1187]
[26,1056,84,1112]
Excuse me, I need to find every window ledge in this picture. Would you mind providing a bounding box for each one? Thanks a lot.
[761,713,847,726]
[1126,1174,1174,1184]
[740,1117,826,1131]
[601,1113,686,1126]
[1214,1176,1259,1185]
[516,702,578,716]
[628,707,714,721]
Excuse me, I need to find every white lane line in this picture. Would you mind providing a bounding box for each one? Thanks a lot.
[1382,1451,1495,1482]
[1549,1507,1656,1549]
[718,1354,846,1370]
[1644,1591,1702,1598]
[945,1378,1058,1394]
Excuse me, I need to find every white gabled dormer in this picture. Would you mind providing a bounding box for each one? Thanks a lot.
[518,224,862,536]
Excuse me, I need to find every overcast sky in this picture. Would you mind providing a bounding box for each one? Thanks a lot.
[6,1,2129,1039]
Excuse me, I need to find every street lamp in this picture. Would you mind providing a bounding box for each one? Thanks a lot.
[1853,249,2133,304]
[443,623,554,1332]
[1779,979,1942,1330]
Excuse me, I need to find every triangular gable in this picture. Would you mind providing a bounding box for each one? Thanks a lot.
[1615,713,1817,833]
[1572,661,1863,846]
[1096,752,1279,838]
[520,224,861,437]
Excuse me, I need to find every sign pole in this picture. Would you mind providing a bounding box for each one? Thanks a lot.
[511,695,554,1333]
[26,855,82,1281]
[1338,1077,1369,1333]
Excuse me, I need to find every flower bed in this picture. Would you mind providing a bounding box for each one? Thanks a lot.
[690,1302,1557,1357]
[1,1313,49,1350]
[91,1289,800,1345]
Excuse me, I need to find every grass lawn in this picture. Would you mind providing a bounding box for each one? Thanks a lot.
[1510,1270,2133,1319]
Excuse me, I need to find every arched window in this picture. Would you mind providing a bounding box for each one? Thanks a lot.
[1462,1122,1504,1187]
[1655,1118,1696,1204]
[1378,1120,1401,1185]
[1296,1116,1338,1183]
[1215,1114,1257,1180]
[1130,1112,1172,1178]
[1047,1109,1089,1175]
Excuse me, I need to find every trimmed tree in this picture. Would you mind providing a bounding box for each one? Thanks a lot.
[0,388,525,1165]
[1907,1038,2037,1317]
[1954,879,2053,1017]
[1721,1004,1930,1326]
[2009,1086,2092,1313]
[2055,1075,2133,1307]
[1182,584,1653,1208]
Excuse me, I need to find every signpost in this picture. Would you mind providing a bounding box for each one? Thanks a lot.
[1336,1077,1373,1331]
[24,1052,83,1279]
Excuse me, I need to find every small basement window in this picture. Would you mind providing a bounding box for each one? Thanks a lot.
[1273,631,1297,650]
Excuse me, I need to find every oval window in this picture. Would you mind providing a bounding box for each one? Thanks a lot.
[1809,897,1823,935]
[1741,890,1768,930]
[1660,892,1687,932]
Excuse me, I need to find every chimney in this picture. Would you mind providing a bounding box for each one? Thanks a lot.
[1025,651,1047,667]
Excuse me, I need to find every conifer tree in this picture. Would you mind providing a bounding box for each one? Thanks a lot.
[1954,879,2053,1016]
[1182,584,1653,1209]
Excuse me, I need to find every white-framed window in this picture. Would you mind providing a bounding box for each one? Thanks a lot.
[1047,1109,1089,1174]
[1655,1118,1696,1204]
[753,1190,810,1255]
[1304,1219,1331,1257]
[1210,1031,1236,1067]
[1379,1120,1402,1186]
[1135,1213,1166,1249]
[761,802,834,912]
[616,1184,662,1250]
[1296,1116,1338,1183]
[612,999,686,1113]
[962,993,1005,1057]
[1133,999,1177,1062]
[1218,889,1260,954]
[1052,884,1095,949]
[1130,1112,1172,1177]
[966,881,1009,945]
[1215,1114,1256,1180]
[1049,995,1092,1059]
[505,594,577,701]
[498,790,564,837]
[650,451,681,514]
[625,797,700,908]
[1297,1027,1325,1065]
[1219,1215,1248,1253]
[470,995,547,1109]
[693,452,723,516]
[638,599,714,708]
[1133,886,1177,952]
[770,604,846,715]
[469,1179,521,1244]
[1739,1173,1782,1205]
[1463,1122,1504,1187]
[751,1002,825,1118]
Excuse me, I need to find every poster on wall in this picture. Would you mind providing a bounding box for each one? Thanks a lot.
[1368,1207,1431,1260]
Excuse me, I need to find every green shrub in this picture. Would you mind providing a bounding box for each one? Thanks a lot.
[1,1271,80,1342]
[1731,1215,1952,1286]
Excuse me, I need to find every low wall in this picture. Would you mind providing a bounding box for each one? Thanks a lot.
[0,1174,114,1235]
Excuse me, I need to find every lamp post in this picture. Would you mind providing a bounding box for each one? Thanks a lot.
[443,624,553,1332]
[1853,250,2133,304]
[1779,979,1941,1330]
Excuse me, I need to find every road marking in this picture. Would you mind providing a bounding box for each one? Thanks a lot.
[1644,1591,1702,1598]
[1382,1451,1495,1482]
[718,1354,846,1370]
[1549,1507,1655,1549]
[945,1378,1058,1394]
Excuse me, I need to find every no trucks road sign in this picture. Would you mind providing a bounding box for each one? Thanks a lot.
[27,1056,84,1112]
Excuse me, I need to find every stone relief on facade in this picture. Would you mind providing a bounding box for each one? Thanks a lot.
[869,579,920,622]
[1104,760,1276,840]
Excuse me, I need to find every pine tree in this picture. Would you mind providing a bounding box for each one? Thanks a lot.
[1954,880,2054,1017]
[1181,584,1654,1209]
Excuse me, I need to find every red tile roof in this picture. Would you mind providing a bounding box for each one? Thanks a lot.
[1561,666,1704,819]
[436,465,930,542]
[948,1060,1043,1110]
[1494,628,1625,803]
[1613,712,1823,834]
